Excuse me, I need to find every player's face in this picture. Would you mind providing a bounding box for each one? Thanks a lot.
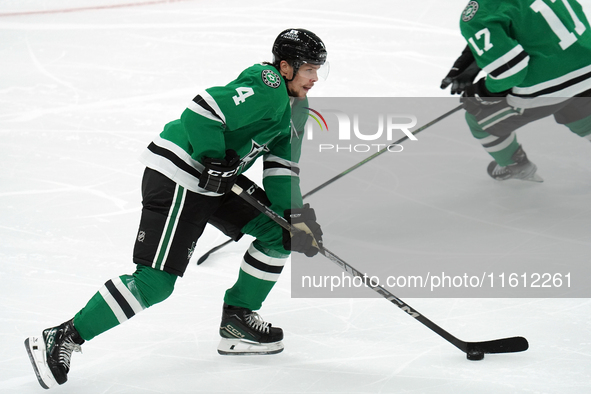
[287,64,320,98]
[281,62,321,98]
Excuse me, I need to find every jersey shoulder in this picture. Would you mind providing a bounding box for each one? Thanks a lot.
[205,64,289,126]
[231,64,288,100]
[459,0,514,31]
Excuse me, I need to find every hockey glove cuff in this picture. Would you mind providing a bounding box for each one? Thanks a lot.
[460,78,511,116]
[198,149,241,194]
[440,45,481,95]
[282,204,323,257]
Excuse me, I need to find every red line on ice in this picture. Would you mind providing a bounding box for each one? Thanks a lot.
[0,0,191,17]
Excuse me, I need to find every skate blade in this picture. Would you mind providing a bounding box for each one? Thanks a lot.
[24,337,56,389]
[516,161,544,182]
[515,167,544,182]
[217,338,284,356]
[522,173,544,183]
[492,168,544,183]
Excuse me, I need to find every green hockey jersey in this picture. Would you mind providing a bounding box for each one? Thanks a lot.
[460,0,591,108]
[140,63,308,216]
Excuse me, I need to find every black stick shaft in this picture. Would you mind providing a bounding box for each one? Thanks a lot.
[231,183,528,355]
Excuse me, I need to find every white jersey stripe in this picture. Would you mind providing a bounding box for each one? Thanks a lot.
[488,56,529,81]
[187,100,223,123]
[200,91,226,124]
[139,136,222,196]
[263,168,298,177]
[264,154,298,169]
[482,44,526,76]
[512,63,591,96]
[150,136,205,173]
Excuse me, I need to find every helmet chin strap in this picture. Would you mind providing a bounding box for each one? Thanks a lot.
[288,61,302,81]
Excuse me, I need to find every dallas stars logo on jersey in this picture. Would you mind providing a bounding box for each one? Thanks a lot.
[262,69,281,88]
[462,1,479,22]
[239,140,271,172]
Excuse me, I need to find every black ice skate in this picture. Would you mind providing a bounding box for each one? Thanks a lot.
[487,145,543,182]
[24,318,84,389]
[218,303,284,355]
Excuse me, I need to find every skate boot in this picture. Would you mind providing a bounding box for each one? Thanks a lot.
[487,145,543,182]
[24,318,84,389]
[218,303,284,355]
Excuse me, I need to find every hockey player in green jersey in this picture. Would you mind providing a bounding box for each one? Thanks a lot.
[24,28,328,389]
[441,0,591,181]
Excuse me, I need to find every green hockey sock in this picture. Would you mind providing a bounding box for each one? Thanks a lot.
[566,114,591,139]
[467,113,520,166]
[73,265,177,341]
[224,243,287,311]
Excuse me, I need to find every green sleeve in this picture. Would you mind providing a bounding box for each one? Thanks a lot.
[460,1,528,93]
[291,96,309,135]
[260,97,309,216]
[263,109,304,215]
[180,108,226,162]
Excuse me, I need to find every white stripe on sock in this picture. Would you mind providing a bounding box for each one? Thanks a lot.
[484,133,516,153]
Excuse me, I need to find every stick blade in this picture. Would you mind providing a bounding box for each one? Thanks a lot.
[196,253,211,265]
[468,336,529,354]
[196,239,233,265]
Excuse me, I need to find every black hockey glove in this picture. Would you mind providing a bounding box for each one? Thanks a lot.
[460,78,511,116]
[440,45,481,95]
[282,204,323,257]
[198,149,241,194]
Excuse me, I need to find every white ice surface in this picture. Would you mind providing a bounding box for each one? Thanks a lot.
[1,1,591,393]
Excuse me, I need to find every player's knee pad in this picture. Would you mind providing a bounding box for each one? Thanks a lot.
[243,215,289,256]
[130,264,178,307]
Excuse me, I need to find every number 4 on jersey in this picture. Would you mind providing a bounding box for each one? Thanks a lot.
[233,87,254,105]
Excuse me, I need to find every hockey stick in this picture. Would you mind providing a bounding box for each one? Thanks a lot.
[197,239,232,265]
[231,183,529,359]
[197,104,464,265]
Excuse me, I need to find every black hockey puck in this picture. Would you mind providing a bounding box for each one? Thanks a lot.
[467,349,485,361]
